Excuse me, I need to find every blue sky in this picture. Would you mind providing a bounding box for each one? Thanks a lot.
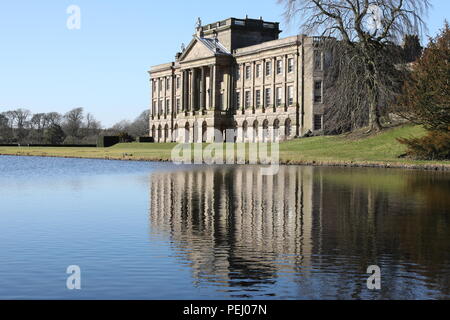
[0,0,448,127]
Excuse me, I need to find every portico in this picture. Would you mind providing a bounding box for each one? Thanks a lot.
[149,17,326,143]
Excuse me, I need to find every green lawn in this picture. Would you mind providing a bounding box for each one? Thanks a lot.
[0,125,449,169]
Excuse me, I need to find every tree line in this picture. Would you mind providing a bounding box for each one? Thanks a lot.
[0,107,150,145]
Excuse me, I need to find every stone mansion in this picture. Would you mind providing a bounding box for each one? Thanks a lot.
[149,17,326,143]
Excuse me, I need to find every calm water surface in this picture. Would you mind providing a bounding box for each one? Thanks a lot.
[0,155,449,299]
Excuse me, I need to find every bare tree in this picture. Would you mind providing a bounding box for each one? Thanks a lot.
[63,107,84,141]
[30,113,47,143]
[83,113,102,139]
[44,112,62,126]
[10,109,31,142]
[279,0,429,132]
[0,113,13,143]
[129,110,150,137]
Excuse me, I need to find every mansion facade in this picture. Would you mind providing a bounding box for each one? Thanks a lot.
[149,17,326,143]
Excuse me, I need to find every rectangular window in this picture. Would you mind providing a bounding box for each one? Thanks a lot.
[152,101,156,115]
[176,77,180,89]
[158,100,162,115]
[265,61,272,76]
[235,91,241,109]
[245,66,251,80]
[255,90,261,107]
[314,81,323,103]
[288,86,294,106]
[276,60,283,75]
[265,88,271,107]
[176,98,180,113]
[166,78,170,90]
[159,79,163,92]
[314,51,323,71]
[256,64,261,78]
[314,115,323,130]
[276,87,282,107]
[166,99,170,114]
[245,91,251,109]
[236,67,241,81]
[288,58,294,73]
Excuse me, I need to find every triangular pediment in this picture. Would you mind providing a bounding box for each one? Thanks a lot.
[179,37,230,63]
[179,38,215,62]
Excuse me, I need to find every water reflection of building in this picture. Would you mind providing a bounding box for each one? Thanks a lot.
[149,166,315,288]
[149,166,450,299]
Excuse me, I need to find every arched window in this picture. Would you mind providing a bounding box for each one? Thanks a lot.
[273,119,280,142]
[174,124,179,142]
[253,120,259,143]
[262,120,269,142]
[202,122,207,143]
[184,122,190,143]
[242,121,248,142]
[285,118,292,138]
[157,125,162,143]
[164,124,169,143]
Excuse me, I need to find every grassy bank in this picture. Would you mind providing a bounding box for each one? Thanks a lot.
[1,125,449,170]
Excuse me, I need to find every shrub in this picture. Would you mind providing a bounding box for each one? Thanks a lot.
[118,132,134,143]
[398,131,450,160]
[137,137,154,143]
[97,136,120,148]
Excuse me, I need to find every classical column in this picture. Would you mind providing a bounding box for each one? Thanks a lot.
[201,67,206,111]
[209,65,214,110]
[227,70,232,111]
[284,54,288,111]
[190,69,196,111]
[252,61,256,112]
[211,65,216,110]
[241,64,245,112]
[262,59,266,112]
[272,56,276,112]
[181,71,185,112]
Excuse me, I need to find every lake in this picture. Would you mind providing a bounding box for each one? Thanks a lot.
[0,155,449,299]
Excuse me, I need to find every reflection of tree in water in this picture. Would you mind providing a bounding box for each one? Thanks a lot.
[317,168,450,298]
[149,166,450,299]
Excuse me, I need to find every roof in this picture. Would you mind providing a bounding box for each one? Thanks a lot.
[178,36,231,62]
[197,37,231,55]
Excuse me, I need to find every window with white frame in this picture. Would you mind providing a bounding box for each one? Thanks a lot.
[245,65,251,80]
[276,87,282,106]
[235,91,241,109]
[255,90,261,107]
[288,58,294,73]
[256,64,261,78]
[244,91,251,109]
[314,114,323,130]
[265,88,271,107]
[314,81,323,103]
[288,86,294,106]
[166,99,170,114]
[265,61,272,76]
[314,51,323,71]
[276,60,283,75]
